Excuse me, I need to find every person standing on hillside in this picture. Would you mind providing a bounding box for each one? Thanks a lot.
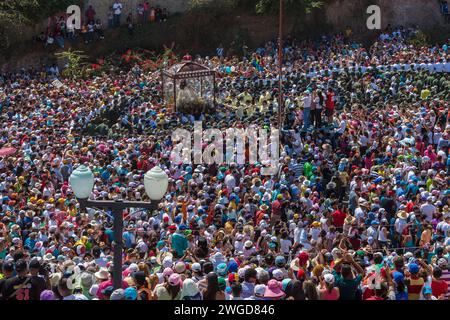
[85,5,96,23]
[113,1,123,27]
[107,6,114,28]
[143,2,149,23]
[137,3,145,26]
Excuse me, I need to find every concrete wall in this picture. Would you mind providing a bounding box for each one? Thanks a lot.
[325,0,448,32]
[16,0,449,42]
[81,0,448,31]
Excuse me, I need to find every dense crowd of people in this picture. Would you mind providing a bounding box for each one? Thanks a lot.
[0,25,450,300]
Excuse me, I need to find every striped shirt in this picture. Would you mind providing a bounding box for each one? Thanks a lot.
[289,162,303,178]
[441,270,450,299]
[407,276,424,300]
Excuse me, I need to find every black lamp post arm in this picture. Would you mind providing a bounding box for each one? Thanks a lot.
[76,198,159,290]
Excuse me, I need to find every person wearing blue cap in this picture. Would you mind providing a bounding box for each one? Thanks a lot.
[124,287,138,300]
[405,258,432,300]
[275,255,286,268]
[216,263,228,277]
[227,259,238,273]
[392,271,408,300]
[421,285,437,300]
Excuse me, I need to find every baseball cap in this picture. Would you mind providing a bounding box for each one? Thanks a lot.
[168,273,181,286]
[275,255,286,266]
[323,273,335,284]
[392,271,404,283]
[272,269,284,281]
[124,287,138,300]
[216,263,228,276]
[422,286,432,295]
[254,284,266,297]
[191,262,201,272]
[408,263,419,274]
[110,289,125,300]
[437,258,448,269]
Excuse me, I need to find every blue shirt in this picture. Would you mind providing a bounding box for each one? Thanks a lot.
[171,233,188,257]
[241,281,255,299]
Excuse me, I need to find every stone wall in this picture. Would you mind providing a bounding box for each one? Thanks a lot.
[325,0,448,32]
[82,0,448,30]
[16,0,450,43]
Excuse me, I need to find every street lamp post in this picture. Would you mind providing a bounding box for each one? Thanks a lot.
[69,165,168,290]
[278,0,284,130]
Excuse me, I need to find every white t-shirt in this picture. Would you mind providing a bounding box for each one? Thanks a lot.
[113,2,123,15]
[395,218,407,234]
[224,174,236,189]
[437,221,450,235]
[302,95,312,109]
[354,207,365,222]
[280,239,292,254]
[420,203,436,222]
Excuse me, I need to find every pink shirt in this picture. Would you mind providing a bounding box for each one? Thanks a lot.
[97,279,129,299]
[319,288,339,300]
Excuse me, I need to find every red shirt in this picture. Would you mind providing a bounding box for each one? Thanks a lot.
[431,279,448,298]
[271,200,282,216]
[86,8,96,21]
[362,287,374,300]
[332,210,346,227]
[326,92,335,110]
[255,210,265,225]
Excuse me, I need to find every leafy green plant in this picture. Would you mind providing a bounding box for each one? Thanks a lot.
[55,49,89,79]
[407,30,429,47]
[254,0,323,14]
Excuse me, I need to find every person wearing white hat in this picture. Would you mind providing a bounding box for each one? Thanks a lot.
[318,273,339,300]
[243,240,255,258]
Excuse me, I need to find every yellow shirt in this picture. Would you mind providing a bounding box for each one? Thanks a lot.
[420,89,430,100]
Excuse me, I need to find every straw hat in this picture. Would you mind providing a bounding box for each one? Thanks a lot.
[156,251,173,266]
[397,210,408,220]
[94,267,110,280]
[345,215,356,225]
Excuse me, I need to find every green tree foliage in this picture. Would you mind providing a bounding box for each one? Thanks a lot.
[55,49,88,79]
[254,0,324,14]
[407,30,429,47]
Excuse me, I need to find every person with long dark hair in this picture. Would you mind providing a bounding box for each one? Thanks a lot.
[201,272,225,300]
[303,280,319,300]
[284,280,305,300]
